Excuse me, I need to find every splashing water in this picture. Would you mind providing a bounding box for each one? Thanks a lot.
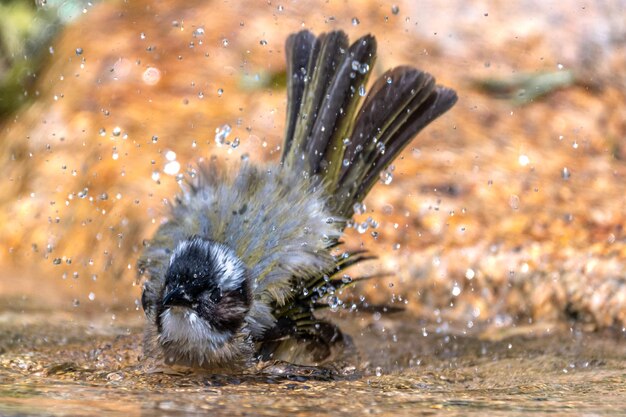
[215,124,232,146]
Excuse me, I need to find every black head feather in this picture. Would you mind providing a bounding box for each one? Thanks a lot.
[156,237,252,335]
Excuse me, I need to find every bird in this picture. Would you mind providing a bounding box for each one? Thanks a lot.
[137,29,457,371]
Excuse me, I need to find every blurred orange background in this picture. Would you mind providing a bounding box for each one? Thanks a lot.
[1,0,626,328]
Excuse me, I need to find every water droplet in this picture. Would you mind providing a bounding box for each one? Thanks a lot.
[142,67,161,85]
[111,150,119,160]
[231,137,240,149]
[451,283,462,296]
[561,167,570,180]
[259,39,268,46]
[375,367,383,377]
[222,38,229,47]
[75,47,83,55]
[351,17,360,25]
[391,5,399,14]
[72,299,80,307]
[376,141,386,154]
[151,135,158,143]
[112,126,122,136]
[358,85,366,96]
[380,166,394,184]
[215,124,232,146]
[193,27,205,37]
[353,202,366,215]
[165,150,177,161]
[356,222,369,234]
[465,268,475,280]
[328,295,341,311]
[509,195,520,210]
[53,258,62,265]
[163,161,180,175]
[151,171,160,182]
[88,292,95,301]
[518,154,530,166]
[217,88,224,97]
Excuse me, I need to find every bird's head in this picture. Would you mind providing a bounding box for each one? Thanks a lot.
[155,236,252,365]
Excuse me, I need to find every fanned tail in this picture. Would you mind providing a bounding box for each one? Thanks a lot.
[267,30,457,364]
[282,30,457,218]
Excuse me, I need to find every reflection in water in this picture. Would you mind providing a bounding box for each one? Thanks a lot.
[1,306,625,416]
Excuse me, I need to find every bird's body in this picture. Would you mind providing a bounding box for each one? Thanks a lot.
[138,29,457,370]
[141,163,343,368]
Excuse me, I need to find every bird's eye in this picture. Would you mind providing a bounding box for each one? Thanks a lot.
[207,288,222,303]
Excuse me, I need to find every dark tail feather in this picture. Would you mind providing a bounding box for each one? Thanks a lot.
[291,32,349,165]
[304,34,376,178]
[336,68,458,214]
[281,31,457,218]
[282,30,316,159]
[359,86,458,197]
[282,30,376,176]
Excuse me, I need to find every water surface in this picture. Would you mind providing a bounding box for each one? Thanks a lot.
[1,305,625,416]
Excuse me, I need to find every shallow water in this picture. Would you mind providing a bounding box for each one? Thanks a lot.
[1,305,625,416]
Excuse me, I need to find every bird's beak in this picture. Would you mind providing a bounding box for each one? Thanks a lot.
[162,287,191,308]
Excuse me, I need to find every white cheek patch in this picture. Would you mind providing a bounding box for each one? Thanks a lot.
[159,307,230,352]
[209,243,247,291]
